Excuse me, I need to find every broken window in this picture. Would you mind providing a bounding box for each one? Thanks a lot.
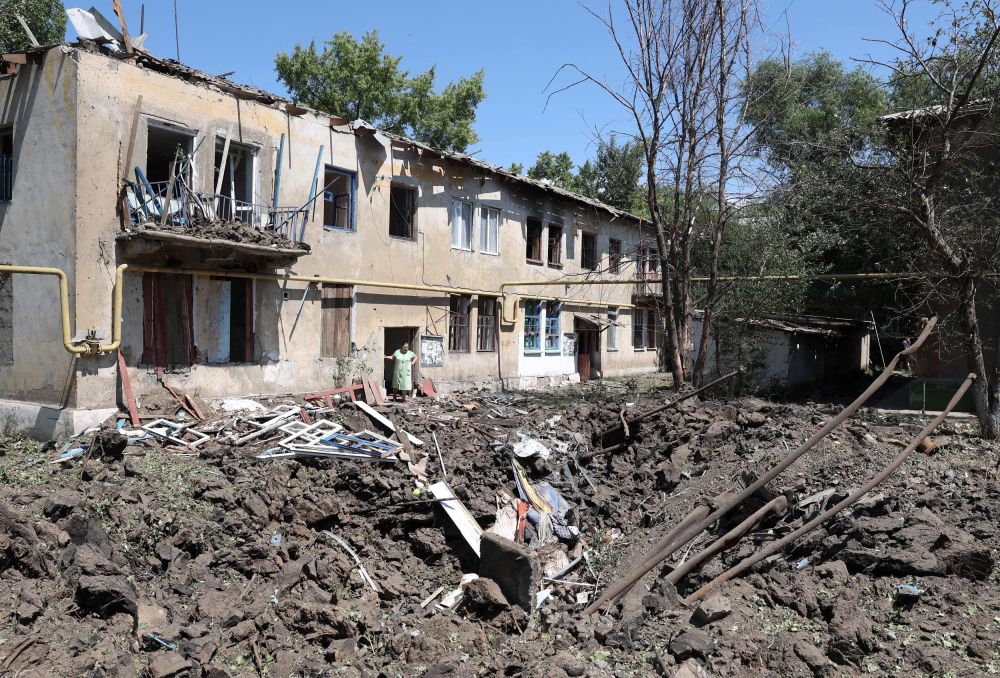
[480,206,500,254]
[607,307,619,350]
[545,301,561,353]
[476,296,498,352]
[0,273,12,365]
[632,308,657,350]
[0,127,12,203]
[142,272,194,368]
[321,284,353,357]
[609,239,622,274]
[451,199,473,249]
[323,166,355,230]
[448,295,471,352]
[632,308,646,350]
[582,233,598,270]
[203,277,255,363]
[389,184,417,239]
[639,243,659,275]
[524,300,541,353]
[146,123,195,188]
[547,225,563,266]
[526,218,543,262]
[214,138,257,223]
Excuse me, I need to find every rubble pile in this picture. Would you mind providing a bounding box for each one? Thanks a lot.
[0,378,997,677]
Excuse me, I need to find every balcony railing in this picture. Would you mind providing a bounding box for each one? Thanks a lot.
[126,174,307,241]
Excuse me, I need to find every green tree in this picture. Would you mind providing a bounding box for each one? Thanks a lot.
[588,136,644,212]
[0,0,66,52]
[526,150,576,187]
[744,52,891,313]
[523,137,644,213]
[746,52,885,174]
[275,30,485,152]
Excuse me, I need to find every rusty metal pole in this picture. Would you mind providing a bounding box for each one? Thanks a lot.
[595,369,743,443]
[666,495,788,586]
[583,317,938,615]
[683,372,975,605]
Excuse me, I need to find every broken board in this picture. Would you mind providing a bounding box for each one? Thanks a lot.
[429,481,482,557]
[352,401,424,446]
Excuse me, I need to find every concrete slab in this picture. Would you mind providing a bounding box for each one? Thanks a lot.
[479,532,541,612]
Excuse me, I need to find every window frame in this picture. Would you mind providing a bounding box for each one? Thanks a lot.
[476,296,498,352]
[609,239,622,274]
[448,294,471,352]
[523,299,542,353]
[607,307,619,351]
[389,183,418,240]
[480,205,501,255]
[547,224,563,267]
[544,301,561,354]
[0,126,13,204]
[450,199,473,250]
[581,232,598,270]
[632,307,647,350]
[646,308,657,349]
[525,218,543,263]
[323,165,357,231]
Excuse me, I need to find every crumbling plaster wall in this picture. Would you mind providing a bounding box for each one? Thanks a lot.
[61,48,658,409]
[0,48,80,412]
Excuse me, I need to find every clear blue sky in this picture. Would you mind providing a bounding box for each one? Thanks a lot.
[83,0,935,169]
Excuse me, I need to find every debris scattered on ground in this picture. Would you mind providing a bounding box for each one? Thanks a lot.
[0,374,996,676]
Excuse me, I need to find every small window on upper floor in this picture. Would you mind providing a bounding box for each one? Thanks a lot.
[547,224,563,267]
[451,199,473,249]
[582,233,598,270]
[0,127,12,203]
[324,166,356,231]
[480,206,500,254]
[390,184,417,239]
[526,218,543,262]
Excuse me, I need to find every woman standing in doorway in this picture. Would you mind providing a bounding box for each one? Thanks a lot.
[385,341,417,402]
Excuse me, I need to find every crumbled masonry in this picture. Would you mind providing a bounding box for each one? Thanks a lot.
[0,376,997,677]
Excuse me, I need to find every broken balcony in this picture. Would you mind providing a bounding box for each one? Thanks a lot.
[118,173,311,269]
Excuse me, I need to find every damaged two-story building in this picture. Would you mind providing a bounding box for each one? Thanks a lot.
[0,43,663,438]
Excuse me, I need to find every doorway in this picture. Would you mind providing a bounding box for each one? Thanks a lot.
[574,317,601,382]
[384,327,418,392]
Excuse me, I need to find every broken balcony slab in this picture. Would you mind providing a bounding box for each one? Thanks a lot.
[117,228,309,270]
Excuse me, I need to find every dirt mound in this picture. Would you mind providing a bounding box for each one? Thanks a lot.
[0,378,996,676]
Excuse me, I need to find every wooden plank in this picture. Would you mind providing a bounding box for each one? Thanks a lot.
[419,377,437,398]
[367,375,386,406]
[117,350,141,426]
[184,394,206,420]
[352,401,424,446]
[361,376,375,404]
[111,0,134,54]
[162,381,199,419]
[429,481,482,557]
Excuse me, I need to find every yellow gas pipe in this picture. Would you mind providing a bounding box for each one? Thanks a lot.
[0,264,944,357]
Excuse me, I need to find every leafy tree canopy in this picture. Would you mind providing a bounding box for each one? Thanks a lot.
[275,30,485,152]
[745,52,885,173]
[523,137,645,213]
[0,0,66,52]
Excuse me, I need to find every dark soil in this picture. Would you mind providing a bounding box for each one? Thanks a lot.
[0,377,997,677]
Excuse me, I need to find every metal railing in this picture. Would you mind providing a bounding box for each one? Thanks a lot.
[0,154,12,202]
[126,176,307,240]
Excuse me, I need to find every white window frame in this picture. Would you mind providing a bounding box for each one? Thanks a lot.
[607,307,619,351]
[480,206,501,255]
[451,199,473,250]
